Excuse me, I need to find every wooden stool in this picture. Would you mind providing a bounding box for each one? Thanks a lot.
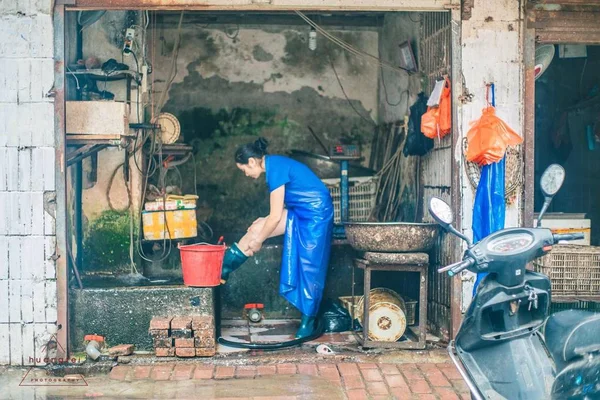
[352,252,429,349]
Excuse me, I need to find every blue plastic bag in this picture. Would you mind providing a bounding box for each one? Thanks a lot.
[472,157,505,295]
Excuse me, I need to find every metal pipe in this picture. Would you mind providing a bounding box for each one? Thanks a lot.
[85,340,102,361]
[341,160,349,223]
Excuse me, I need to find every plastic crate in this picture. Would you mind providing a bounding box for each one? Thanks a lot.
[404,298,418,326]
[322,176,377,224]
[533,245,600,298]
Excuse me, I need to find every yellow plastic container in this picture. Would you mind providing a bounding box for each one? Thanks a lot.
[142,209,197,240]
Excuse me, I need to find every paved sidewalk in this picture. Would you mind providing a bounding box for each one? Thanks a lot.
[106,361,469,400]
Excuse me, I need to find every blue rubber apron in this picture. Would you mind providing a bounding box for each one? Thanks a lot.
[279,188,334,317]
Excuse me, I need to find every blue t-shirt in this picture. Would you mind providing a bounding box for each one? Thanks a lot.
[265,155,330,204]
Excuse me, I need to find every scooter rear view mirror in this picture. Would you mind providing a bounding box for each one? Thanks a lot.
[429,197,472,246]
[540,164,565,198]
[429,197,454,227]
[536,164,565,228]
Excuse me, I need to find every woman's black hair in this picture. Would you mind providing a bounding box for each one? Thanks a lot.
[235,137,269,164]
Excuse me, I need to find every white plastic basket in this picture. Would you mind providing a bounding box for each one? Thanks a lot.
[322,176,378,224]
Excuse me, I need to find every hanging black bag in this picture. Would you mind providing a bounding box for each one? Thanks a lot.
[403,92,434,157]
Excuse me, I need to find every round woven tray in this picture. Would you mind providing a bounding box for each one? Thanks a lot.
[462,137,523,202]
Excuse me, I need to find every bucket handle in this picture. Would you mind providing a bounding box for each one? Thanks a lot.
[178,241,226,249]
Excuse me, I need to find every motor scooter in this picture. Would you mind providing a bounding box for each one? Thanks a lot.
[428,164,600,400]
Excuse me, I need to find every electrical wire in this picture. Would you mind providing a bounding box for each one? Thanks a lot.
[328,54,375,126]
[151,11,156,122]
[107,163,132,212]
[154,10,184,117]
[294,11,410,75]
[380,65,409,107]
[191,152,198,197]
[65,66,81,90]
[136,133,173,264]
[579,58,588,99]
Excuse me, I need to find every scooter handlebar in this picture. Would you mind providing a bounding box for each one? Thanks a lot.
[438,258,475,276]
[553,233,584,243]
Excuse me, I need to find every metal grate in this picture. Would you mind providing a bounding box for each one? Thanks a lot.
[419,11,453,339]
[419,12,452,94]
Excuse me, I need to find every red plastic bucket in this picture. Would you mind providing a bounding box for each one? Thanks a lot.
[178,243,226,287]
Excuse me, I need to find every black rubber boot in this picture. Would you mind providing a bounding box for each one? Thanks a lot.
[220,243,249,284]
[295,314,317,339]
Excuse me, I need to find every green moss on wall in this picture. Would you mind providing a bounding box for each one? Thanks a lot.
[179,107,279,142]
[82,210,132,273]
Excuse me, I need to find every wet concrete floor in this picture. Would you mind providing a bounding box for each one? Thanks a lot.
[0,367,343,400]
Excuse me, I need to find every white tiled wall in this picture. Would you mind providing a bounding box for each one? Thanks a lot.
[0,0,57,366]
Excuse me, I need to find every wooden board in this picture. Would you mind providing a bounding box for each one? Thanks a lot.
[66,101,129,135]
[67,134,123,140]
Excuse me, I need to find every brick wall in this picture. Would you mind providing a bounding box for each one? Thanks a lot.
[0,0,58,365]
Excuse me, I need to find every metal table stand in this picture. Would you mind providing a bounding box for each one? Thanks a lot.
[352,254,429,349]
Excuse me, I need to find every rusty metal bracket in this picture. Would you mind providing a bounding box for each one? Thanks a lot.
[66,144,109,166]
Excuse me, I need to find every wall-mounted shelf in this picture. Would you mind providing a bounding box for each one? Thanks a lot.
[67,68,141,82]
[66,134,135,166]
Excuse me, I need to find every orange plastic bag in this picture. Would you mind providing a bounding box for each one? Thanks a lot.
[421,77,451,139]
[421,107,440,139]
[466,106,523,166]
[439,78,451,135]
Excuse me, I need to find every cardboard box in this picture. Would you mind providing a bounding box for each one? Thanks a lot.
[142,209,197,241]
[533,213,591,245]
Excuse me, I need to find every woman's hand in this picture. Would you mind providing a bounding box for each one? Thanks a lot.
[248,239,263,254]
[248,217,264,234]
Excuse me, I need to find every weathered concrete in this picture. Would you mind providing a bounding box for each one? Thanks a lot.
[140,242,363,319]
[220,243,362,319]
[457,0,525,309]
[77,13,381,272]
[0,0,59,366]
[150,23,380,234]
[69,284,214,352]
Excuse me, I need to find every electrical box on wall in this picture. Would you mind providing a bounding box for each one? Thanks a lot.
[558,44,587,59]
[123,28,135,55]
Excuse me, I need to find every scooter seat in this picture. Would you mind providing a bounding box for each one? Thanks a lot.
[545,310,600,371]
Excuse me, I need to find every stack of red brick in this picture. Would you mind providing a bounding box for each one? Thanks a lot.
[149,315,216,358]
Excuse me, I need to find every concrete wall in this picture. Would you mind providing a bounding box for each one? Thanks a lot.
[151,21,380,235]
[73,15,380,272]
[0,0,58,365]
[457,0,525,307]
[75,11,144,274]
